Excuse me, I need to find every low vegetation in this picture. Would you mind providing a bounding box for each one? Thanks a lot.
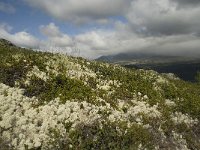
[0,39,200,149]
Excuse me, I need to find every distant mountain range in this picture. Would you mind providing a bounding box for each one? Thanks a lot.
[96,52,200,65]
[96,52,200,82]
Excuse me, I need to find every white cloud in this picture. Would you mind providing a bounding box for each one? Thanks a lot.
[0,2,15,14]
[75,31,109,50]
[39,23,121,58]
[126,0,200,35]
[39,23,73,47]
[0,24,39,48]
[24,0,132,24]
[17,0,200,58]
[71,21,200,58]
[0,23,13,32]
[2,19,200,59]
[40,23,61,37]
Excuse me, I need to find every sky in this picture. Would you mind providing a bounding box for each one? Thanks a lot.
[0,0,200,59]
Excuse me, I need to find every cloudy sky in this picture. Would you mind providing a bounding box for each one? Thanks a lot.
[0,0,200,59]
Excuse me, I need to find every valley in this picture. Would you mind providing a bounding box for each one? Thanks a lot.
[97,52,200,82]
[125,61,200,82]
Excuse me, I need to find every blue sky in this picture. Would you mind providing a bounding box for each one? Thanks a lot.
[0,0,126,36]
[1,0,200,58]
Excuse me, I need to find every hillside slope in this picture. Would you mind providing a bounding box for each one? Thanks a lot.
[0,39,200,149]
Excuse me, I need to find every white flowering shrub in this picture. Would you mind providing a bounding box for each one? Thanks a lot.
[0,39,200,149]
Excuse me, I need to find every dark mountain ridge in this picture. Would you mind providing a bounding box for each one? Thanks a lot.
[96,52,200,82]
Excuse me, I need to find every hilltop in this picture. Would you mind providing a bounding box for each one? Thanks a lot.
[0,39,16,47]
[0,39,200,149]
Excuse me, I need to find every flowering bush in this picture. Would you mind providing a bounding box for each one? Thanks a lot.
[0,40,200,149]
